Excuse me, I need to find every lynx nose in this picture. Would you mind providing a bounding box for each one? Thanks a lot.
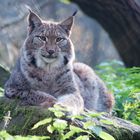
[47,50,55,55]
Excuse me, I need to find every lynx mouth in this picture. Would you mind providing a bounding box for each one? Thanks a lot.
[41,54,57,59]
[41,55,57,63]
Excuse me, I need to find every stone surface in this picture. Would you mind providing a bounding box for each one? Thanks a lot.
[0,0,121,69]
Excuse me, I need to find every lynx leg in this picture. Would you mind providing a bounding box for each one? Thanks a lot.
[74,62,114,113]
[4,87,57,108]
[56,93,84,115]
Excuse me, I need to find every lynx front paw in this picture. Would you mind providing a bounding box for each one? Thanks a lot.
[40,96,57,108]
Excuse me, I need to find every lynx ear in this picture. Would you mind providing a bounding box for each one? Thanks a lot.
[27,9,42,34]
[60,10,77,35]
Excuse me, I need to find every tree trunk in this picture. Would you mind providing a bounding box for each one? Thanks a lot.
[72,0,140,67]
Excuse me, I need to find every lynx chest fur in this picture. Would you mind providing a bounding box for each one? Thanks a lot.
[4,9,114,114]
[20,57,73,97]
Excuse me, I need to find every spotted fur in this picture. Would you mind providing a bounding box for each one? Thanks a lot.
[4,10,114,114]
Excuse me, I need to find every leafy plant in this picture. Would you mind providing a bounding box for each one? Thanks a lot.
[31,105,115,140]
[96,60,140,125]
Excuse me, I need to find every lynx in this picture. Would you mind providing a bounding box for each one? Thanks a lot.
[4,10,114,114]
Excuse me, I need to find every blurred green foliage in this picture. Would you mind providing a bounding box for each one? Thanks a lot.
[96,60,140,125]
[59,0,71,4]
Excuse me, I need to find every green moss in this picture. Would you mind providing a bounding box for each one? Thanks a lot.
[0,97,54,135]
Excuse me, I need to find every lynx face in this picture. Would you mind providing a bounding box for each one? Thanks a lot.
[23,10,75,68]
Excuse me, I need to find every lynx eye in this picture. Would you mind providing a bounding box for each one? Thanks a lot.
[36,36,47,42]
[56,37,65,43]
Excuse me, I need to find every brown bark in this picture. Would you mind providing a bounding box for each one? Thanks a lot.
[72,0,140,67]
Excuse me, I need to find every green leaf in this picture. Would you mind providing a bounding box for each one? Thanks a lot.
[75,135,90,140]
[31,118,52,130]
[70,125,84,133]
[54,111,65,118]
[89,126,115,140]
[90,126,102,136]
[0,131,14,140]
[68,114,85,120]
[100,119,114,125]
[63,130,75,140]
[47,125,54,133]
[99,131,115,140]
[49,105,66,118]
[70,125,94,138]
[86,112,103,118]
[53,119,68,130]
[83,121,95,129]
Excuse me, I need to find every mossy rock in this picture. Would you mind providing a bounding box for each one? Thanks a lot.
[0,97,54,136]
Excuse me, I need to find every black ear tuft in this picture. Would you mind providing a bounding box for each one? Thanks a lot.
[60,10,78,36]
[25,5,32,13]
[72,10,78,17]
